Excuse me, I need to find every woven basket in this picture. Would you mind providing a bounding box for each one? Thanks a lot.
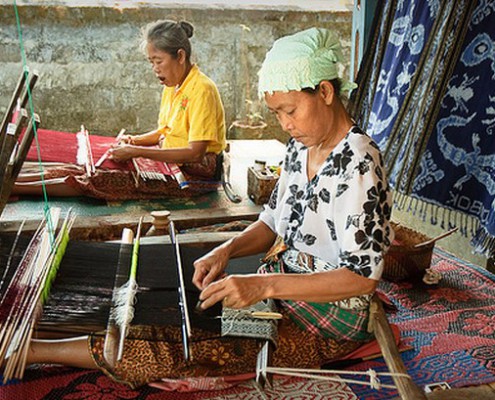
[383,223,434,282]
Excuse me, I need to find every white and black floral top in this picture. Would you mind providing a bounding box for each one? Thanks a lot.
[259,126,393,280]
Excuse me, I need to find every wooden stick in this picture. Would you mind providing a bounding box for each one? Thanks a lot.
[414,227,459,248]
[103,227,134,369]
[0,109,27,193]
[95,128,126,168]
[0,113,39,217]
[369,294,427,399]
[85,127,96,176]
[115,218,142,361]
[169,220,192,361]
[0,69,28,141]
[11,113,41,180]
[19,70,39,111]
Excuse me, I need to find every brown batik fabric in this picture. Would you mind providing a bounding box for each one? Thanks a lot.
[44,153,220,201]
[90,315,362,389]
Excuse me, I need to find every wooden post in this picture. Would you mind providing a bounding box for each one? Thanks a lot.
[19,71,39,110]
[0,69,28,141]
[0,113,40,217]
[0,109,28,184]
[369,294,427,400]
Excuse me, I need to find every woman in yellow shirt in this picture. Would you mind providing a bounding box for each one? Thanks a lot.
[14,20,226,200]
[110,20,226,170]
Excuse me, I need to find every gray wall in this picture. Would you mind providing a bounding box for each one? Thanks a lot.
[0,3,353,142]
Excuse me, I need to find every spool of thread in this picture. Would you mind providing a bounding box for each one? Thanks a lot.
[146,210,171,236]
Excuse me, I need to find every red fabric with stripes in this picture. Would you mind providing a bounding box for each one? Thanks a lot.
[26,129,175,176]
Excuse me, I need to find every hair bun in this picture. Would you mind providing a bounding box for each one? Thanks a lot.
[179,21,194,38]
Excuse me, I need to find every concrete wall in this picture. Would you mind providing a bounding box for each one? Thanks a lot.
[0,3,353,142]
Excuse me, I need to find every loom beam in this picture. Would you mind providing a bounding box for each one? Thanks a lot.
[0,113,40,216]
[369,294,427,400]
[0,68,39,218]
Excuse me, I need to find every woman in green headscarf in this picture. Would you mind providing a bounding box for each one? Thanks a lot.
[26,27,392,389]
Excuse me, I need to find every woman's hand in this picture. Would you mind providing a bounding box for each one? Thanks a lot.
[192,246,231,290]
[199,274,269,310]
[119,134,135,145]
[108,144,138,162]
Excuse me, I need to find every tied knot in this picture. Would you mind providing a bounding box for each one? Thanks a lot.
[367,369,381,390]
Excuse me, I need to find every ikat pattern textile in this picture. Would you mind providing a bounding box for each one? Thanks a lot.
[352,0,495,256]
[350,248,495,399]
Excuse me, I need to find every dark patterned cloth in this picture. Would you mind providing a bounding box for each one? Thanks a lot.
[351,0,495,256]
[89,317,361,388]
[47,153,220,201]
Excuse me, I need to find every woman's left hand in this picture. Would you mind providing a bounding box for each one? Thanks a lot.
[199,274,269,310]
[108,144,138,162]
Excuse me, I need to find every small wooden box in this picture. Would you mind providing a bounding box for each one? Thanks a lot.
[247,166,278,205]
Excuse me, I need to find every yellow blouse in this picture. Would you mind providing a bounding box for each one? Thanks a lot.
[157,64,226,154]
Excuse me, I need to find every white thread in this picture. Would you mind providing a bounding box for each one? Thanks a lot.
[262,366,411,390]
[367,368,381,389]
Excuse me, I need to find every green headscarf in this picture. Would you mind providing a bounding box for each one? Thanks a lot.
[257,27,357,97]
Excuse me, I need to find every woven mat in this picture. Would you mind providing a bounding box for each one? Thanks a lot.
[350,248,495,399]
[0,368,358,400]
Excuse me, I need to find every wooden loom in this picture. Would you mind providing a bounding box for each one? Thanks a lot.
[0,69,40,217]
[0,217,430,399]
[20,127,187,187]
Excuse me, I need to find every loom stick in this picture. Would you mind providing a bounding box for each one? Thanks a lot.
[0,109,27,189]
[11,113,41,180]
[84,126,96,175]
[82,126,95,176]
[0,68,27,141]
[0,220,26,295]
[95,128,126,168]
[103,227,134,369]
[113,217,143,362]
[413,227,459,248]
[1,209,73,382]
[0,113,39,216]
[18,70,39,112]
[369,294,427,399]
[169,220,192,361]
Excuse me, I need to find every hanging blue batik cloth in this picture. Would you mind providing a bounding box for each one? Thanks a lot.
[350,0,494,256]
[412,1,495,256]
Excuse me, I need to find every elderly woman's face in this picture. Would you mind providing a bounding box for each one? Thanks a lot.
[146,42,184,87]
[264,89,331,147]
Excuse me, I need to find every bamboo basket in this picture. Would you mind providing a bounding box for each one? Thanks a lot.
[383,223,434,282]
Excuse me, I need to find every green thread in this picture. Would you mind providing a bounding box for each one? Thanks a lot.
[130,234,140,280]
[41,222,70,303]
[13,0,54,246]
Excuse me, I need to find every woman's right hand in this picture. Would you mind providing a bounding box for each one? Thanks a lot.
[193,245,230,290]
[108,144,138,162]
[119,134,135,145]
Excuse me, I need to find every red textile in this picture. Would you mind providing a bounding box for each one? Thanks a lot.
[26,129,177,176]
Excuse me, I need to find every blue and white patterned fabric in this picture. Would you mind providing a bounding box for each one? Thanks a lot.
[413,1,495,255]
[353,0,495,256]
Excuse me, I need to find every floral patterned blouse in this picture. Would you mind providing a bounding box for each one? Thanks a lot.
[259,126,393,280]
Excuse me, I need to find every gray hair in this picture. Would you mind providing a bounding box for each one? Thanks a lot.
[141,20,194,61]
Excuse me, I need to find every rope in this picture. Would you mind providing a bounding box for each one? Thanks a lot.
[263,366,412,390]
[13,0,54,246]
